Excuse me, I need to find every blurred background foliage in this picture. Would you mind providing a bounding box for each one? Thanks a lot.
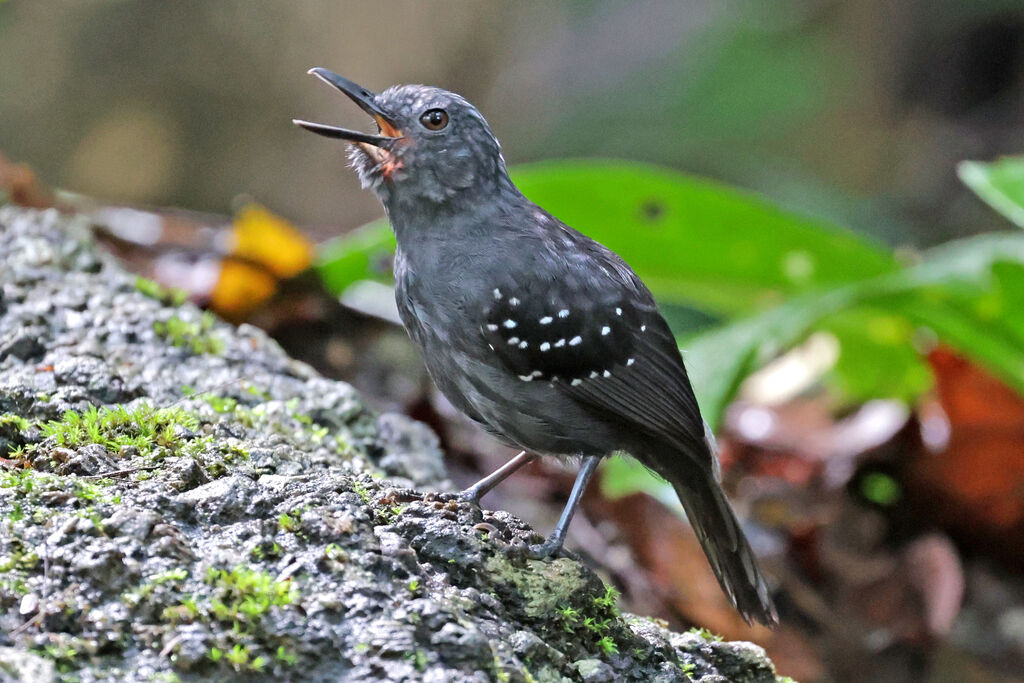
[3,0,1024,244]
[5,1,1024,682]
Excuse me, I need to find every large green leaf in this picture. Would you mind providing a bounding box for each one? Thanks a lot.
[315,161,897,316]
[513,161,896,315]
[959,157,1024,228]
[610,234,1024,501]
[683,232,1024,430]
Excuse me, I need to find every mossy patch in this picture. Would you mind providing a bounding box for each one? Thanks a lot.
[38,403,200,460]
[483,554,587,619]
[158,564,302,674]
[154,312,224,355]
[135,276,188,307]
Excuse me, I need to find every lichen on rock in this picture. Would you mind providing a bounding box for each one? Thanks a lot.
[0,205,785,682]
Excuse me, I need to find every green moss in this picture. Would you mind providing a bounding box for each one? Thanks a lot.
[596,636,618,656]
[407,650,428,672]
[0,413,30,432]
[39,403,200,460]
[0,467,57,496]
[351,478,371,504]
[159,564,300,675]
[483,554,587,619]
[485,555,630,663]
[0,545,39,573]
[202,395,239,414]
[687,627,722,642]
[203,565,298,622]
[150,568,188,584]
[153,312,224,354]
[275,646,298,666]
[277,510,301,533]
[135,276,189,307]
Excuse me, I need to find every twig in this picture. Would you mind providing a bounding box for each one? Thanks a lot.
[81,465,161,479]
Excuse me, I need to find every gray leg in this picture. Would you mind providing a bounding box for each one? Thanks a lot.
[527,455,602,558]
[458,450,538,504]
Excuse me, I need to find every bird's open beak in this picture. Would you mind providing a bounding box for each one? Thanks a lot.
[293,68,403,148]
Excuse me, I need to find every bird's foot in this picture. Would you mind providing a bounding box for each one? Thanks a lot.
[456,486,483,505]
[517,532,565,560]
[524,542,560,560]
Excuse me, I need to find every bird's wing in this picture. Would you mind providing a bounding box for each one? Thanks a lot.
[480,230,711,469]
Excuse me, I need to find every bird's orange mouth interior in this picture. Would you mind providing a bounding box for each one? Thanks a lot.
[374,115,403,139]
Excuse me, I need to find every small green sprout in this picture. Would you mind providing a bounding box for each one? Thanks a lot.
[596,636,619,656]
[135,276,188,306]
[0,413,30,432]
[593,585,620,612]
[278,511,301,533]
[39,403,199,460]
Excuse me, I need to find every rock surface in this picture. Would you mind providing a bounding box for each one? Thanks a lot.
[0,205,784,682]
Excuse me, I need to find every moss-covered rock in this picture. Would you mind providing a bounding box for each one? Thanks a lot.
[0,206,785,682]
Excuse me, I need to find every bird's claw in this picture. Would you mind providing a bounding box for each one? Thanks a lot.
[512,534,562,560]
[455,488,482,505]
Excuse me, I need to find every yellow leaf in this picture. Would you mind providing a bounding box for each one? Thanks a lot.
[231,204,313,278]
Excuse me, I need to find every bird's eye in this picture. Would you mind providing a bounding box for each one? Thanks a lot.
[419,108,449,131]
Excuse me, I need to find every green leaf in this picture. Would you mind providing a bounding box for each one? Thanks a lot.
[513,160,897,315]
[959,157,1024,228]
[817,309,932,406]
[683,288,856,425]
[315,219,394,295]
[600,456,665,501]
[683,232,1024,429]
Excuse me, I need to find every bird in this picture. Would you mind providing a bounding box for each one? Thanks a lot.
[294,67,778,626]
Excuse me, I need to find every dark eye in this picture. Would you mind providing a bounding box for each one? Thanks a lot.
[419,108,449,131]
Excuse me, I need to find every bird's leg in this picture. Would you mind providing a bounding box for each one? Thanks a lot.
[458,450,538,504]
[526,455,602,559]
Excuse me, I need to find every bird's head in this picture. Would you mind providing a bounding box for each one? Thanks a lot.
[295,68,511,207]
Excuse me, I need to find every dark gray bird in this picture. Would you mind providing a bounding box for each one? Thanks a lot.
[295,68,777,626]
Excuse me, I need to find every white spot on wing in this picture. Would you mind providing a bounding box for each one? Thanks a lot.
[603,370,611,378]
[518,340,528,349]
[509,297,520,306]
[571,378,582,386]
[589,371,599,378]
[558,309,570,318]
[626,357,635,366]
[493,288,502,299]
[554,338,566,347]
[508,337,520,345]
[503,319,517,329]
[601,326,610,336]
[616,307,622,316]
[486,324,499,331]
[569,336,582,346]
[518,374,533,382]
[640,324,647,332]
[540,342,551,352]
[540,316,553,325]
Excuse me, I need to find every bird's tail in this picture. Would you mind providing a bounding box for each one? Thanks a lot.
[662,463,778,626]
